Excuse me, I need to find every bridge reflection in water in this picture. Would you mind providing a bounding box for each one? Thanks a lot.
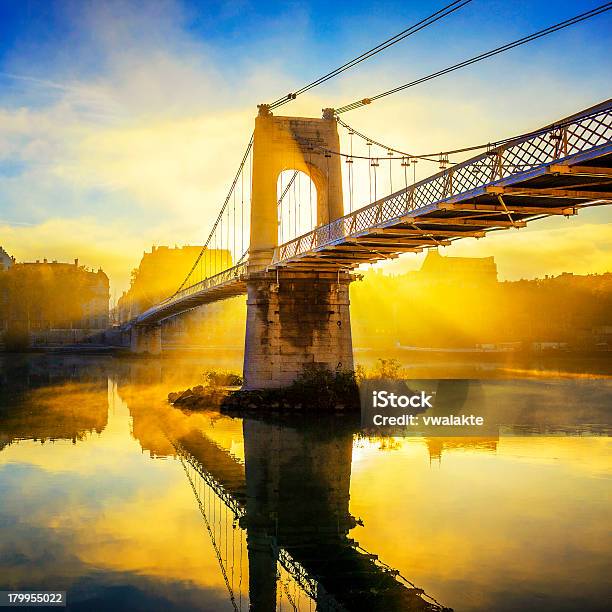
[169,415,447,612]
[104,360,451,611]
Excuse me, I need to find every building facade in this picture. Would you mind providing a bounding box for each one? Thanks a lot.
[418,249,498,286]
[0,256,109,348]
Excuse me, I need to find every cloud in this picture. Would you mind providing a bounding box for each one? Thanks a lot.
[0,218,151,294]
[1,0,610,295]
[71,110,254,216]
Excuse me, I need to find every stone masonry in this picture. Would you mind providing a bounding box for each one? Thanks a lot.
[243,270,354,389]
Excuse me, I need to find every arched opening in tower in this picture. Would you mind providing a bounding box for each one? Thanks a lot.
[276,170,318,245]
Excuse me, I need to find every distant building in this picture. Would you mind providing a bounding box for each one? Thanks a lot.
[117,245,232,323]
[425,437,499,462]
[0,257,109,348]
[352,255,612,351]
[592,325,612,350]
[531,341,569,352]
[418,249,497,286]
[0,246,14,272]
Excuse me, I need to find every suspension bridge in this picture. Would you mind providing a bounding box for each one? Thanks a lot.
[113,370,459,611]
[127,98,612,387]
[122,2,612,388]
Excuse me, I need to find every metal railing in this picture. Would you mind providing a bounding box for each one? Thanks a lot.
[136,261,248,323]
[272,101,612,264]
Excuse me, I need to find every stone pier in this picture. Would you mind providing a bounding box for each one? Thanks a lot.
[243,270,354,389]
[129,324,162,355]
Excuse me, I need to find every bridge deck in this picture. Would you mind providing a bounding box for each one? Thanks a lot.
[135,100,611,325]
[272,154,612,270]
[135,263,248,325]
[272,100,611,270]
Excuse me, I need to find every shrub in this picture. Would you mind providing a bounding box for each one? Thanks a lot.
[287,363,359,409]
[203,370,243,387]
[372,358,403,380]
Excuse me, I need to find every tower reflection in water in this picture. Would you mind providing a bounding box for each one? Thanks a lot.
[170,413,447,612]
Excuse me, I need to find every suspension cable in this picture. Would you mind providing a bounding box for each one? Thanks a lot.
[178,454,239,612]
[174,134,253,295]
[277,172,299,204]
[335,2,612,114]
[337,117,438,161]
[314,102,611,164]
[267,0,472,110]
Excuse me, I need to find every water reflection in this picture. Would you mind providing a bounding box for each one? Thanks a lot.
[0,355,610,611]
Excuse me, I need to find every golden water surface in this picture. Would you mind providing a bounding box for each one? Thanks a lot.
[0,354,610,612]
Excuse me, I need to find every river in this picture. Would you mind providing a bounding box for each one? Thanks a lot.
[0,353,610,611]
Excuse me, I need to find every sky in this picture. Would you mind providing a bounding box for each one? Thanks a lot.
[0,0,611,296]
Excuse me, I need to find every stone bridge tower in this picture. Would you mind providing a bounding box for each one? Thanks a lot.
[248,105,344,269]
[243,107,354,389]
